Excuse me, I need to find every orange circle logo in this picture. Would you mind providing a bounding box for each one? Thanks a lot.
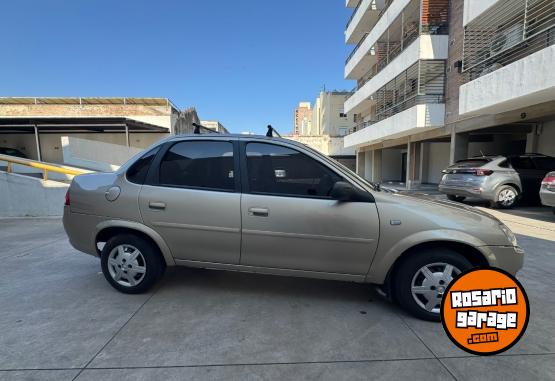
[441,268,529,355]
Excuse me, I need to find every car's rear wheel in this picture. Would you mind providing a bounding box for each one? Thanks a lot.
[100,234,165,294]
[491,185,519,209]
[447,195,466,202]
[394,248,472,321]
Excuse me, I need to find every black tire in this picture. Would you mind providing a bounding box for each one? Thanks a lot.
[491,185,519,209]
[394,248,473,321]
[447,195,466,202]
[101,234,165,294]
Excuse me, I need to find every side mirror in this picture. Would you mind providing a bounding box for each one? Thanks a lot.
[330,181,356,201]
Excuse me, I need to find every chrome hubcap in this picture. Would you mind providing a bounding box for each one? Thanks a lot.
[107,244,146,287]
[411,262,461,314]
[498,189,516,206]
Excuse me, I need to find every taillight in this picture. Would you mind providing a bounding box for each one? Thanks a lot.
[475,169,493,176]
[542,176,555,191]
[65,189,70,206]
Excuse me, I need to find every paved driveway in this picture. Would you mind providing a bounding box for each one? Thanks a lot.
[1,210,554,381]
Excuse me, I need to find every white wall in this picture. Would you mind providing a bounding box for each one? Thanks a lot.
[538,121,555,156]
[61,136,142,171]
[0,132,167,164]
[0,172,68,217]
[459,45,555,116]
[463,0,500,26]
[345,104,445,148]
[426,142,450,184]
[381,148,403,182]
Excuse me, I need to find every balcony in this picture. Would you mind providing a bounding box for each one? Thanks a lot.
[345,0,388,44]
[344,60,445,147]
[459,0,555,116]
[346,0,361,7]
[344,102,445,147]
[345,35,448,115]
[345,0,448,80]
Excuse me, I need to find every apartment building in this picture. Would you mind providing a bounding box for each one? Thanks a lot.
[287,91,356,169]
[293,102,313,135]
[344,0,555,187]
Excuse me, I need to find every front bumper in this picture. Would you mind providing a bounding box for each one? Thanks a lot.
[481,245,524,276]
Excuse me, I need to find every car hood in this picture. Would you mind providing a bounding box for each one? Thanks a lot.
[372,191,510,247]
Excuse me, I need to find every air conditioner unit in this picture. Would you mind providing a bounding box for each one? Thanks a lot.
[490,24,523,55]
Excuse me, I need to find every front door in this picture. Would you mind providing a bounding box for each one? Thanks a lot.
[139,139,241,264]
[240,141,379,275]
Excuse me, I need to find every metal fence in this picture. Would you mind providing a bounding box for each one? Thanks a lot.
[462,0,555,83]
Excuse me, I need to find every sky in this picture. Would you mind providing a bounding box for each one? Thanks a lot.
[0,0,353,135]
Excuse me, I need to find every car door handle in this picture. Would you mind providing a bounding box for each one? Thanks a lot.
[149,201,166,210]
[248,207,269,217]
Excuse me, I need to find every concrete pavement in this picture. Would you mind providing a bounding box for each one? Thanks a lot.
[0,209,554,380]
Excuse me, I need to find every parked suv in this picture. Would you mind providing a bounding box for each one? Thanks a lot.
[439,154,555,208]
[63,135,524,321]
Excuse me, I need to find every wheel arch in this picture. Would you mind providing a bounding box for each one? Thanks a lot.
[95,221,175,266]
[381,240,489,301]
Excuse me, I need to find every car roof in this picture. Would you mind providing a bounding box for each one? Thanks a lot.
[166,133,308,148]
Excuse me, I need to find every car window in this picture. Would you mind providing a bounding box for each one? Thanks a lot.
[498,159,509,168]
[158,141,235,191]
[509,157,534,170]
[532,157,555,171]
[246,142,342,198]
[451,159,490,168]
[126,146,160,184]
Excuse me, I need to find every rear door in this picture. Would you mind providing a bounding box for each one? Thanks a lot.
[139,139,241,264]
[239,141,379,275]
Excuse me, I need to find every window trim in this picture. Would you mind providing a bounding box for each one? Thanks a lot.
[240,140,349,200]
[145,138,241,193]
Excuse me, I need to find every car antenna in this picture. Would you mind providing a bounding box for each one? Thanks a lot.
[266,125,282,138]
[480,150,485,157]
[192,122,208,135]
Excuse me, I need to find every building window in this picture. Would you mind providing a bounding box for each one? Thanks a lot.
[339,112,348,118]
[338,128,348,136]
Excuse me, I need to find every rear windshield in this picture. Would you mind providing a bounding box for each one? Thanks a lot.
[450,159,490,168]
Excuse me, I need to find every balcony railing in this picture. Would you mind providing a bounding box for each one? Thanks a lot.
[375,94,444,121]
[462,0,555,83]
[346,27,420,100]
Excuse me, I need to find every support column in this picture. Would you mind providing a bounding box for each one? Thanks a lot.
[526,124,540,153]
[371,149,382,183]
[406,138,420,190]
[420,142,430,184]
[125,125,130,147]
[449,130,469,165]
[34,125,42,161]
[356,149,365,177]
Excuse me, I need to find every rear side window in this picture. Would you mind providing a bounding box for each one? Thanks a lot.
[451,159,490,168]
[126,147,160,184]
[246,142,342,198]
[532,157,555,171]
[158,141,235,191]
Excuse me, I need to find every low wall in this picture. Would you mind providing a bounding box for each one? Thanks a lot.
[61,136,142,171]
[0,172,68,217]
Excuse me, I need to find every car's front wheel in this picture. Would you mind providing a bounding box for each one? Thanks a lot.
[100,234,165,294]
[394,248,472,321]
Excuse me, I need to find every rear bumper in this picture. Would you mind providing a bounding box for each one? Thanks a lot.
[438,184,495,201]
[540,188,555,207]
[63,206,101,258]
